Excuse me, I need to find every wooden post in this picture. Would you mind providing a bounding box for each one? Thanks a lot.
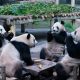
[11,25,16,36]
[11,20,16,36]
[55,0,59,5]
[71,0,75,7]
[21,24,25,33]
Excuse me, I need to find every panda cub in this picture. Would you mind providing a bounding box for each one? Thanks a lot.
[40,21,67,61]
[0,33,37,79]
[53,27,80,80]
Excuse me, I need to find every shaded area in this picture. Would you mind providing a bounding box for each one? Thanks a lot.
[16,28,50,40]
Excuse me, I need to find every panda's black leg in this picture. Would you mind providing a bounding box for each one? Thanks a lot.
[22,68,31,78]
[15,67,31,80]
[77,65,80,80]
[40,48,46,59]
[14,67,23,80]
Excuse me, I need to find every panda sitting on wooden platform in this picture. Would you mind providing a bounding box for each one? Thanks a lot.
[40,21,67,61]
[0,33,37,80]
[53,27,80,80]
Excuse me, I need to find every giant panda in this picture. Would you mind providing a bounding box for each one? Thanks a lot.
[40,21,67,61]
[0,33,37,79]
[52,27,80,80]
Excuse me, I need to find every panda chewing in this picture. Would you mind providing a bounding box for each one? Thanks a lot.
[40,21,67,61]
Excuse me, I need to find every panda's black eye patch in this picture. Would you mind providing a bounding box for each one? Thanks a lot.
[0,29,2,32]
[52,27,54,29]
[74,31,77,35]
[56,26,59,30]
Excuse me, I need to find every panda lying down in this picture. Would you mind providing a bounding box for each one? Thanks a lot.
[53,27,80,80]
[0,33,37,79]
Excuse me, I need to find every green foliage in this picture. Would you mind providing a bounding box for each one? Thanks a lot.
[64,22,76,32]
[0,2,74,15]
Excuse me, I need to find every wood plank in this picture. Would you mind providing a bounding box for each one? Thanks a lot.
[25,59,56,76]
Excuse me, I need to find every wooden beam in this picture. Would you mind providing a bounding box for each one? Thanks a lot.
[71,0,75,7]
[21,24,25,33]
[55,0,59,5]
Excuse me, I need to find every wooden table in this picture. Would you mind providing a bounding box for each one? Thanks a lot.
[24,59,56,80]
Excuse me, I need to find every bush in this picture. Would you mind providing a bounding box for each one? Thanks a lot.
[0,2,74,15]
[64,21,76,32]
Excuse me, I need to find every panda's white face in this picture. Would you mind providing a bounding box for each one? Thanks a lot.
[27,34,37,47]
[71,27,80,42]
[0,25,6,34]
[51,22,65,33]
[11,33,37,48]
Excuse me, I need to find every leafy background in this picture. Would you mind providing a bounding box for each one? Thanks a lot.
[0,2,74,15]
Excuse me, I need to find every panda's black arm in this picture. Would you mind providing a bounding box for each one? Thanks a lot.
[11,41,34,66]
[66,36,80,59]
[21,46,34,66]
[53,31,67,44]
[47,31,53,42]
[3,32,14,41]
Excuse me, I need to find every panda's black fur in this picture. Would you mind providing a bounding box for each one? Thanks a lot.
[0,34,4,47]
[66,35,80,59]
[3,21,14,41]
[4,32,14,41]
[0,33,8,48]
[53,63,70,80]
[11,41,34,66]
[47,30,67,44]
[47,31,54,42]
[47,20,67,44]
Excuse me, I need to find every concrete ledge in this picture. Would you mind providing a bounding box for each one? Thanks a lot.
[16,28,50,40]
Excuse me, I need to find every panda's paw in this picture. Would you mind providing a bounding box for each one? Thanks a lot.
[27,60,34,66]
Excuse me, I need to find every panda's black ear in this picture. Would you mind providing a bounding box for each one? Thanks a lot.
[27,33,30,39]
[61,21,65,25]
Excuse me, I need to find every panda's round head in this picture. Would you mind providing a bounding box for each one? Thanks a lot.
[51,21,65,34]
[11,33,37,48]
[71,27,80,42]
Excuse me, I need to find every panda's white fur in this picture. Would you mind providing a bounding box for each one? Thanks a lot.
[0,25,6,34]
[11,33,37,47]
[0,33,37,78]
[71,27,80,43]
[51,22,66,33]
